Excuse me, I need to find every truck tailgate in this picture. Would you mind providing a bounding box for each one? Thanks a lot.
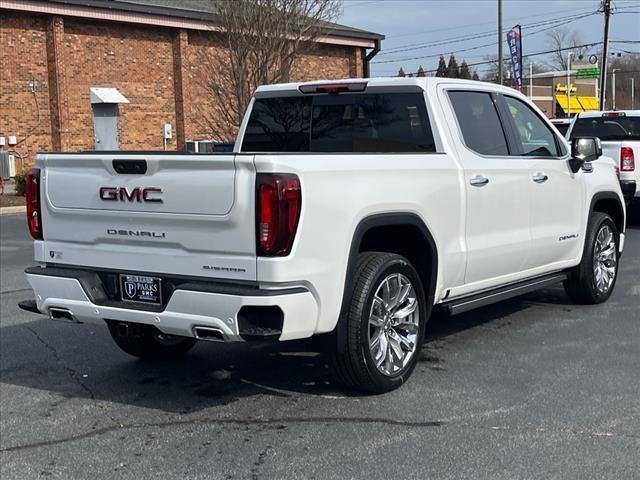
[37,153,257,282]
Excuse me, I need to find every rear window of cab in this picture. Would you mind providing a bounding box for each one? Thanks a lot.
[241,93,436,153]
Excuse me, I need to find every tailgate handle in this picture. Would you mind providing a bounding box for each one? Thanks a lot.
[113,159,147,175]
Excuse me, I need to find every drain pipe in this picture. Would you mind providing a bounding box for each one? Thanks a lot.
[363,38,381,78]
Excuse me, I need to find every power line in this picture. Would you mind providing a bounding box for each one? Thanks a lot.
[376,40,640,77]
[384,4,607,40]
[379,11,597,56]
[373,13,599,65]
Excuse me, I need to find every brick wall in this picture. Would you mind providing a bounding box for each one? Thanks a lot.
[0,13,53,171]
[63,19,178,151]
[0,10,365,168]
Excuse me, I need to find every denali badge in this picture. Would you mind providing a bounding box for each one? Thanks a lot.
[99,186,163,203]
[559,234,579,242]
[107,229,166,238]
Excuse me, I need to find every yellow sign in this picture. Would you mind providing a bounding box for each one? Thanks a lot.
[555,83,577,94]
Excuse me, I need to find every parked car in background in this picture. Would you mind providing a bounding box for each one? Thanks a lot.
[19,78,625,393]
[550,118,573,137]
[567,111,640,205]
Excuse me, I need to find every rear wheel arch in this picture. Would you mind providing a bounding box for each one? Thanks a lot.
[336,213,438,351]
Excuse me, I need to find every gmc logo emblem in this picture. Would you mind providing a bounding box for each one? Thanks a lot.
[99,187,163,203]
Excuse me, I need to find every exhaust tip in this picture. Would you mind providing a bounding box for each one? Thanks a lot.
[49,307,78,322]
[193,326,225,342]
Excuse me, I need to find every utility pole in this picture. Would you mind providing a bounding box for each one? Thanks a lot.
[567,52,574,118]
[498,0,503,85]
[612,68,619,110]
[632,78,635,110]
[599,0,611,110]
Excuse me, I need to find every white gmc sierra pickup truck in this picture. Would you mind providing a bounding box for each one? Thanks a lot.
[20,78,626,393]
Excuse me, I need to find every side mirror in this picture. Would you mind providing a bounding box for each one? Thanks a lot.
[569,137,602,173]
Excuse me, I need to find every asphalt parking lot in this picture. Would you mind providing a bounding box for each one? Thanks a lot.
[1,211,639,480]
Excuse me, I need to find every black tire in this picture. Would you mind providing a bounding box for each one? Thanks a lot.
[329,252,428,393]
[106,321,197,359]
[564,212,619,304]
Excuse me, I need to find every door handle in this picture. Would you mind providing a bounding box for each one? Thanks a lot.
[532,173,548,183]
[469,175,489,187]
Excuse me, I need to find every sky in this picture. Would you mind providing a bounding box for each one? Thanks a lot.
[338,0,640,78]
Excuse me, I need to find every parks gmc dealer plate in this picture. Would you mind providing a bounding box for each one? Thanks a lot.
[120,274,162,305]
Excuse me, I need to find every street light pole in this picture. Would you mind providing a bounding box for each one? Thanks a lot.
[567,52,574,118]
[599,0,611,110]
[498,0,503,85]
[612,68,619,110]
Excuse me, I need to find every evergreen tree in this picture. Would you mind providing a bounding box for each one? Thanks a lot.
[459,61,471,79]
[447,54,460,78]
[416,65,426,77]
[435,55,448,77]
[397,67,406,77]
[472,71,480,81]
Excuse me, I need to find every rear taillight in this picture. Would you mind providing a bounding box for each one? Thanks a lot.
[256,174,301,256]
[621,147,635,172]
[25,168,43,240]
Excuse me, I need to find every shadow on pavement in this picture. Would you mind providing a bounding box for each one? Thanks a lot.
[0,285,572,413]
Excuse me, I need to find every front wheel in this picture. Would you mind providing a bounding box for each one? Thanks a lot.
[564,212,619,304]
[329,252,428,393]
[106,321,197,359]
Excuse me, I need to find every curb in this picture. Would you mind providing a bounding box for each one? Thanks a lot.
[0,206,26,216]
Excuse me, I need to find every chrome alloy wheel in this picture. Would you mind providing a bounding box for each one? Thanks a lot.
[368,273,420,376]
[593,224,617,294]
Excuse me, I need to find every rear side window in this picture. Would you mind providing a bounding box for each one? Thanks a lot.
[570,116,640,141]
[448,91,509,156]
[504,96,560,157]
[241,93,436,153]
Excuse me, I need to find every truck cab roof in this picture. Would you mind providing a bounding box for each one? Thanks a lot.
[254,77,520,97]
[576,110,640,119]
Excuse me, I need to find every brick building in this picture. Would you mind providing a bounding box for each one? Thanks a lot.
[0,0,383,170]
[524,70,599,119]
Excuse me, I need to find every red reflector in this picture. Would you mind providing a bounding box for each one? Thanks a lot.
[25,168,43,240]
[256,174,301,256]
[621,146,635,172]
[298,82,367,94]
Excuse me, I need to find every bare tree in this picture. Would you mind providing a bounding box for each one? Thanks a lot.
[481,55,545,85]
[195,0,342,140]
[545,28,590,71]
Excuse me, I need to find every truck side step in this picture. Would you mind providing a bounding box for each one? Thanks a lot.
[441,272,569,316]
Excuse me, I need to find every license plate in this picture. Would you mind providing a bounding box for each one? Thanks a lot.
[120,274,162,305]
